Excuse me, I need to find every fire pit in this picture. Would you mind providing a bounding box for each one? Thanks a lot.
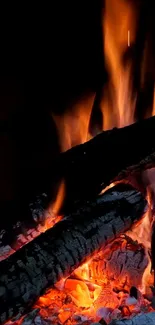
[1,0,155,324]
[1,144,155,325]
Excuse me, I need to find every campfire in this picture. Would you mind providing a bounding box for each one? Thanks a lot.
[1,0,155,324]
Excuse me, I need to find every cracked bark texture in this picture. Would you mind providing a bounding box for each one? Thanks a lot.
[0,184,147,324]
[0,198,60,262]
[74,235,148,290]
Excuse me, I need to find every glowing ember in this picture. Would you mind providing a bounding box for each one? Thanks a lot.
[31,229,154,324]
[5,225,154,325]
[0,181,65,261]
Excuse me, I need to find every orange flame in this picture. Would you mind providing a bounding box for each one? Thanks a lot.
[102,0,137,129]
[126,187,154,294]
[0,181,65,261]
[32,180,65,234]
[52,93,95,151]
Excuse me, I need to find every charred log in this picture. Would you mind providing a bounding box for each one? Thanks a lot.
[73,235,148,290]
[48,115,155,213]
[0,184,147,324]
[0,194,60,262]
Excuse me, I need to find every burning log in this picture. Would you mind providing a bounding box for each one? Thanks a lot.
[1,116,155,242]
[108,311,155,325]
[0,194,62,261]
[0,184,147,324]
[46,115,155,212]
[73,235,148,291]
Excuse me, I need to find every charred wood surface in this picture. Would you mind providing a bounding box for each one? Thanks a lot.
[0,194,58,261]
[49,115,155,212]
[0,184,147,324]
[108,312,155,325]
[75,235,148,290]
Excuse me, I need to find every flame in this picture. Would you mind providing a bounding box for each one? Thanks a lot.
[126,189,152,250]
[0,181,65,262]
[51,0,140,139]
[49,180,65,216]
[126,187,154,294]
[23,232,152,325]
[102,0,137,129]
[41,180,65,232]
[65,279,93,308]
[52,93,95,151]
[25,180,66,239]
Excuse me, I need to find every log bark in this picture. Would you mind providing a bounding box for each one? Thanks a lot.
[0,184,147,324]
[108,312,155,325]
[48,115,155,213]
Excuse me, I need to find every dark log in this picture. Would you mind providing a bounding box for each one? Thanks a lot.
[0,184,147,324]
[108,312,155,325]
[1,116,155,241]
[0,193,55,261]
[48,115,155,213]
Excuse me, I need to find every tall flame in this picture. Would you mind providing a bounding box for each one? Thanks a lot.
[102,0,137,129]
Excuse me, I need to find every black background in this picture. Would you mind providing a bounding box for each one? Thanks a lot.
[0,1,105,224]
